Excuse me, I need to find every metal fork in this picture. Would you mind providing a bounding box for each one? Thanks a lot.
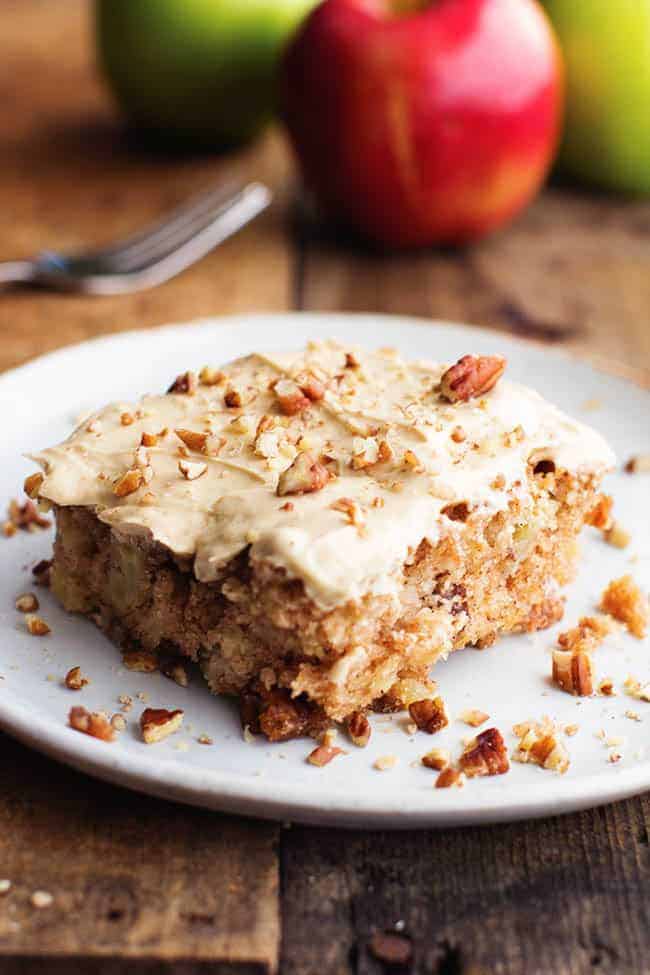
[0,181,271,295]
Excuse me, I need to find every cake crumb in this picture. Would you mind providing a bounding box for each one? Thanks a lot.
[197,734,214,745]
[25,614,50,637]
[564,724,579,737]
[600,575,648,638]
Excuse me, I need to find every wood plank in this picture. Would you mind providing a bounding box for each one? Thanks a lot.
[0,0,294,374]
[281,797,650,975]
[0,735,279,972]
[297,188,650,379]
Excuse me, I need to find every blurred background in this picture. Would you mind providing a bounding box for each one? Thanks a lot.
[1,0,650,376]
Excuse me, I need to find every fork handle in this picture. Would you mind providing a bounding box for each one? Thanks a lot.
[0,261,35,286]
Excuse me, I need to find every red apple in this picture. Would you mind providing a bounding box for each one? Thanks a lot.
[281,0,563,248]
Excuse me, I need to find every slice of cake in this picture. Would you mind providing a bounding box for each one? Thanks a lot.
[26,340,614,740]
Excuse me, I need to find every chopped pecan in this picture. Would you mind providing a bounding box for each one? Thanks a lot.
[346,711,371,747]
[7,498,50,531]
[64,666,88,691]
[199,366,226,386]
[625,454,650,474]
[224,387,243,409]
[120,411,134,426]
[459,727,510,777]
[277,451,329,497]
[175,428,208,453]
[421,748,450,771]
[557,614,612,653]
[603,522,631,549]
[23,473,44,499]
[307,743,344,767]
[374,754,398,771]
[25,614,50,636]
[408,697,448,734]
[15,592,38,613]
[32,559,52,587]
[140,432,158,447]
[344,351,360,369]
[69,706,115,742]
[178,459,208,480]
[600,575,648,638]
[167,371,197,395]
[435,767,465,789]
[441,501,470,522]
[440,354,506,403]
[330,496,364,527]
[113,469,144,497]
[552,648,594,696]
[140,707,184,744]
[513,721,569,773]
[274,378,311,416]
[295,372,326,402]
[459,709,489,728]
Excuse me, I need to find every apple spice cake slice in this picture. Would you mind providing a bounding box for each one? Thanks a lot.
[26,340,614,740]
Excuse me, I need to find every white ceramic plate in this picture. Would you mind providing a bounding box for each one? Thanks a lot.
[1,314,649,828]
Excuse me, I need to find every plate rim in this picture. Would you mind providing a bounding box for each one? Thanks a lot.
[1,311,649,829]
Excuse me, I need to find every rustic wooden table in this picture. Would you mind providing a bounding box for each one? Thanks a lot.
[2,4,649,974]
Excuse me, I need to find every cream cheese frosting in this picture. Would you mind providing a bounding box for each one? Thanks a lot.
[31,340,615,610]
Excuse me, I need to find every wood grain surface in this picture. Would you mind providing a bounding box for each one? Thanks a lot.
[1,2,650,974]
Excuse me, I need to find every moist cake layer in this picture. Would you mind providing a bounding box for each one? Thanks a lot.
[28,340,615,730]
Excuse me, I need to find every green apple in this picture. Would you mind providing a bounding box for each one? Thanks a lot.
[95,0,319,149]
[543,0,650,193]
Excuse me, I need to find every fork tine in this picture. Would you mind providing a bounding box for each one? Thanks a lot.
[86,180,244,268]
[78,183,272,295]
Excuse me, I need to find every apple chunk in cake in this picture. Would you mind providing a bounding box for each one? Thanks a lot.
[27,340,614,738]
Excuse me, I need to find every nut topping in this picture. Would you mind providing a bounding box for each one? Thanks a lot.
[64,666,89,691]
[459,727,510,777]
[459,709,489,728]
[435,767,465,789]
[346,711,371,747]
[140,707,184,744]
[25,614,50,636]
[23,473,44,499]
[408,697,449,735]
[274,378,311,416]
[15,592,38,613]
[178,459,208,481]
[421,748,450,771]
[113,469,144,497]
[440,354,506,402]
[69,706,115,742]
[585,494,614,531]
[175,428,209,453]
[167,371,197,395]
[277,451,329,497]
[552,648,594,696]
[307,742,344,766]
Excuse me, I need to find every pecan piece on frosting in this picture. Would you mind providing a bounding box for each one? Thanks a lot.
[175,428,209,453]
[23,472,44,499]
[274,378,311,416]
[440,354,506,403]
[277,451,329,497]
[167,371,197,395]
[459,727,510,778]
[113,468,144,497]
